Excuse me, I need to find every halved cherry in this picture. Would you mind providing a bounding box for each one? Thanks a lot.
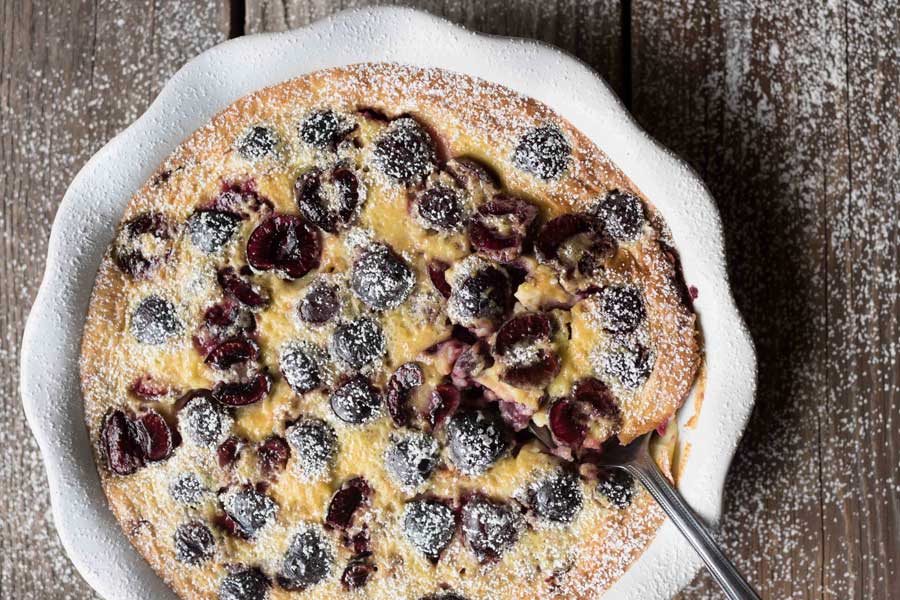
[326,477,372,530]
[493,313,560,389]
[450,340,493,387]
[205,338,259,371]
[258,436,290,478]
[100,409,144,475]
[217,267,269,308]
[295,166,365,233]
[138,409,175,462]
[573,378,619,419]
[534,213,614,274]
[426,383,461,429]
[246,214,321,280]
[341,557,375,590]
[428,260,452,298]
[548,400,587,447]
[193,298,256,358]
[386,362,424,427]
[467,195,538,263]
[212,372,271,406]
[217,436,243,469]
[494,313,552,355]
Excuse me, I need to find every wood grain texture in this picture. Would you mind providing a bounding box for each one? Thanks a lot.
[0,1,230,597]
[0,0,897,598]
[630,1,899,599]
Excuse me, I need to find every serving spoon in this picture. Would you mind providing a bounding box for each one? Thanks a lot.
[529,425,761,600]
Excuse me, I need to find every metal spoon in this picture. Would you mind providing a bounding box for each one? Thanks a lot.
[529,425,761,600]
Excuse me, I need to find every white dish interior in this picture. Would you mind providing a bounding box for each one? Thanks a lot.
[20,7,756,600]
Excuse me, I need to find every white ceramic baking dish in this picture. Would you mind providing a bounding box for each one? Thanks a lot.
[20,6,756,599]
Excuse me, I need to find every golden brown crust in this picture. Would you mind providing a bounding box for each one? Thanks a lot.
[81,63,700,600]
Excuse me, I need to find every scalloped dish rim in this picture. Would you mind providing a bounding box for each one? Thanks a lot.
[20,6,757,600]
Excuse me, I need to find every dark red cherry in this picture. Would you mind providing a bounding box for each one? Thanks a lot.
[597,469,635,508]
[279,528,334,590]
[447,262,512,328]
[236,125,278,161]
[330,318,386,370]
[535,212,615,274]
[415,185,465,231]
[180,392,232,448]
[299,279,341,324]
[219,568,270,600]
[467,195,538,263]
[600,285,646,333]
[350,244,415,310]
[280,341,324,395]
[493,313,560,389]
[511,125,571,180]
[325,477,372,530]
[451,340,493,387]
[403,499,455,562]
[300,109,353,149]
[193,298,256,358]
[112,212,172,278]
[600,343,654,389]
[531,469,583,524]
[384,432,440,488]
[205,338,259,370]
[573,378,619,419]
[212,372,271,406]
[386,362,424,427]
[495,313,552,354]
[330,375,382,424]
[217,436,243,469]
[186,209,242,253]
[371,117,437,183]
[209,179,269,216]
[130,295,182,345]
[427,383,461,429]
[286,418,337,479]
[246,214,321,280]
[258,436,290,478]
[295,166,365,233]
[446,410,508,475]
[461,495,523,562]
[348,528,371,554]
[593,190,645,241]
[341,557,375,589]
[100,409,144,475]
[137,409,175,462]
[427,261,452,298]
[548,399,587,447]
[173,520,215,565]
[217,267,269,308]
[222,487,278,538]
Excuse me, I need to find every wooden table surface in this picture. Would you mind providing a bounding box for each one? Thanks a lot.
[1,1,897,598]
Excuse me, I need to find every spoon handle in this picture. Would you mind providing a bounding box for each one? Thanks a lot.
[624,455,761,600]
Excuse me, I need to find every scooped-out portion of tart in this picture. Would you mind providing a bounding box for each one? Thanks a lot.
[81,63,701,600]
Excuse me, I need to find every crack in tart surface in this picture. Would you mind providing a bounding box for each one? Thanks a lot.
[81,63,701,600]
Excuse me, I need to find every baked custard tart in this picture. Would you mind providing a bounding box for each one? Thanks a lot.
[81,63,701,600]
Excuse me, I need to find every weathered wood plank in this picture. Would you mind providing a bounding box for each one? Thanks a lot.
[0,0,229,597]
[244,0,627,100]
[631,1,899,599]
